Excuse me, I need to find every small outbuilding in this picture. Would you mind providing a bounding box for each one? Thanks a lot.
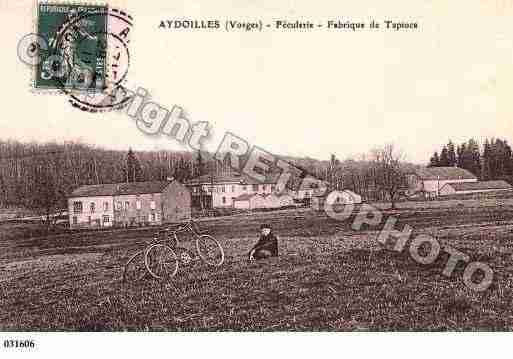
[439,180,512,196]
[277,193,294,207]
[232,193,253,209]
[311,190,363,211]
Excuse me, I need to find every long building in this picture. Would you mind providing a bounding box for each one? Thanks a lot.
[68,180,191,229]
[407,167,477,198]
[439,180,512,196]
[185,172,281,209]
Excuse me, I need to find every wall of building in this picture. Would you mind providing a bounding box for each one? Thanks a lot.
[423,178,477,196]
[161,181,191,223]
[190,182,277,208]
[68,196,114,229]
[440,186,510,196]
[114,193,162,227]
[233,200,250,209]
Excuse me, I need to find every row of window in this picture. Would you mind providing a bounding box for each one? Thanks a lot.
[71,213,158,225]
[72,215,110,225]
[193,184,277,193]
[73,200,156,214]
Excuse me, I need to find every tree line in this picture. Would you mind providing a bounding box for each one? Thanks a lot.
[0,139,420,217]
[0,140,237,218]
[428,138,513,182]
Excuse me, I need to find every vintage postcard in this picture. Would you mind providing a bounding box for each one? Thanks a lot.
[1,0,512,356]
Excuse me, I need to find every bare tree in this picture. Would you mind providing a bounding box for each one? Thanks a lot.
[370,144,407,209]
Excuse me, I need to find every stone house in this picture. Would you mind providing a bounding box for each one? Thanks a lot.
[68,180,190,229]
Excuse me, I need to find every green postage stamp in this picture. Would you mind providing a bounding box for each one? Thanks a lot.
[32,2,133,111]
[36,3,109,91]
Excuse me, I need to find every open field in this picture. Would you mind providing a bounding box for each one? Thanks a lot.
[1,201,513,331]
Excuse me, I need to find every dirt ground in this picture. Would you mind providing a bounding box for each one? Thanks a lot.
[1,202,512,331]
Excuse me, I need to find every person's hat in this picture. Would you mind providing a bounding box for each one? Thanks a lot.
[260,223,271,229]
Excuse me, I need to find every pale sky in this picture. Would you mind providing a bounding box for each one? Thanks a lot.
[1,0,512,164]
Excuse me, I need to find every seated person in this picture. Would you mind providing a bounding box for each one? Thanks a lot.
[248,224,278,260]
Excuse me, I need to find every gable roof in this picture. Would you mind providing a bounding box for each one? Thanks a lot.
[69,181,175,198]
[297,179,329,190]
[443,180,512,192]
[186,172,279,186]
[415,167,477,181]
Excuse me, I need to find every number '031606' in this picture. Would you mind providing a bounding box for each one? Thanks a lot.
[3,339,35,348]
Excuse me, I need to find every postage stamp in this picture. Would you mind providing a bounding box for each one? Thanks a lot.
[33,2,133,112]
[36,3,109,91]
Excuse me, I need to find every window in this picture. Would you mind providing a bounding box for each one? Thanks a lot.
[104,202,109,212]
[150,200,156,210]
[220,185,226,193]
[116,201,122,211]
[88,216,92,224]
[72,216,77,225]
[90,202,95,213]
[231,185,235,192]
[242,185,247,191]
[136,200,141,210]
[271,185,276,192]
[222,196,226,204]
[73,201,83,214]
[152,213,156,222]
[252,184,259,191]
[262,185,267,192]
[124,201,130,210]
[103,215,110,223]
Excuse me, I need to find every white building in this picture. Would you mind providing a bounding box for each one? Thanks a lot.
[68,180,191,229]
[439,180,512,196]
[407,167,477,198]
[311,189,363,211]
[294,178,329,200]
[277,193,294,207]
[232,194,252,210]
[186,173,282,209]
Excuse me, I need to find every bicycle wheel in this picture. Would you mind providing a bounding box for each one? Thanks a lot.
[144,244,179,280]
[196,235,225,267]
[123,250,147,283]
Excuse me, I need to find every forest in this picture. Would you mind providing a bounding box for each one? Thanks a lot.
[428,138,513,181]
[5,137,511,219]
[0,139,419,218]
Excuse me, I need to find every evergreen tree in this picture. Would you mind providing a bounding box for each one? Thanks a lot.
[428,152,440,167]
[439,146,450,166]
[467,138,481,178]
[456,144,464,168]
[125,148,142,182]
[482,138,491,180]
[195,150,205,177]
[447,140,457,167]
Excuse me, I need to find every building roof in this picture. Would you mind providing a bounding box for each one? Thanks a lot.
[186,172,279,186]
[313,189,362,199]
[415,167,477,181]
[443,180,512,192]
[69,181,176,198]
[297,179,329,190]
[277,193,293,198]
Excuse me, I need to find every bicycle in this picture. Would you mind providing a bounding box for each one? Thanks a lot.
[123,219,225,283]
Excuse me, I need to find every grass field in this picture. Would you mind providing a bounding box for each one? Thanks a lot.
[1,201,513,331]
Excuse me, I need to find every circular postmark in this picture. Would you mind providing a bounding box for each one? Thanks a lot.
[48,7,133,112]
